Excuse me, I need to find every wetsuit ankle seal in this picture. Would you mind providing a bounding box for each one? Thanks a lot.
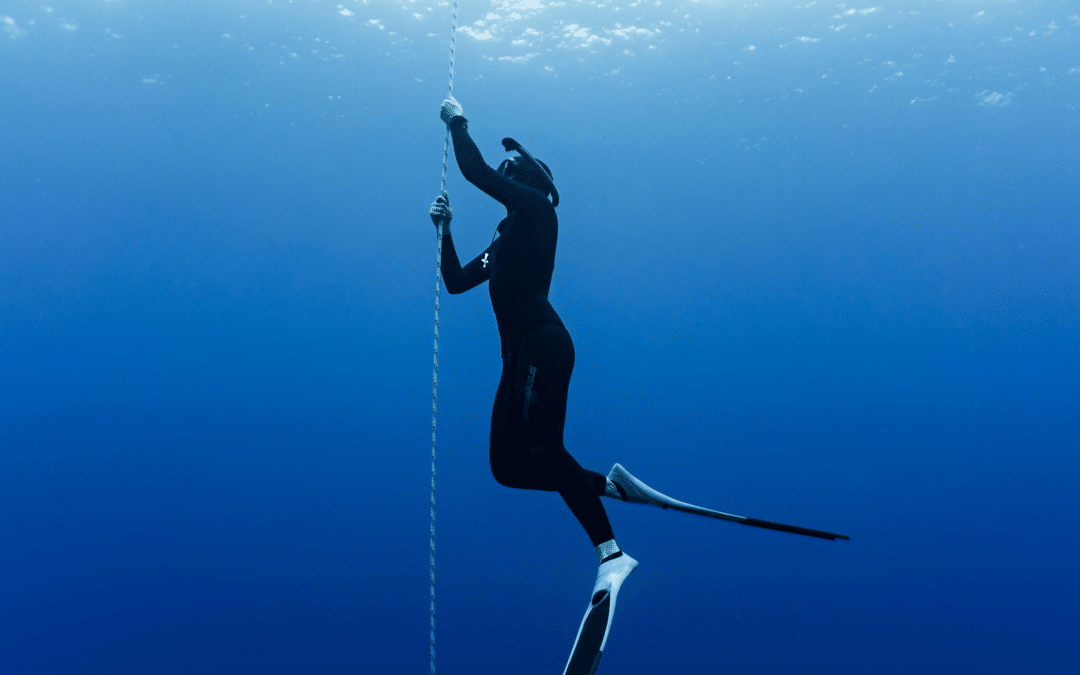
[595,539,621,562]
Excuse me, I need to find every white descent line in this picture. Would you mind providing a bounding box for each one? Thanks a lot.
[432,3,458,675]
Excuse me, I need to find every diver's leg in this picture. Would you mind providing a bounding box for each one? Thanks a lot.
[492,326,639,674]
[510,322,622,558]
[553,446,616,551]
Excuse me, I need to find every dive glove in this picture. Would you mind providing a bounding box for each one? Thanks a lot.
[440,96,464,125]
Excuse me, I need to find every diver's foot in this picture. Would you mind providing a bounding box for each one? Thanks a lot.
[593,551,639,599]
[604,476,629,501]
[604,463,671,508]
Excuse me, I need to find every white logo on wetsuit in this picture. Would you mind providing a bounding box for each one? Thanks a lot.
[481,253,490,268]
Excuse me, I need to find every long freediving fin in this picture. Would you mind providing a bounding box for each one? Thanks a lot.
[563,553,639,675]
[606,464,850,541]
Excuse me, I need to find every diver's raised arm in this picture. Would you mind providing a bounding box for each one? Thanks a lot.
[428,192,489,295]
[440,97,532,210]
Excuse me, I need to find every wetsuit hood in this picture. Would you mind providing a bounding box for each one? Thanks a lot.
[500,137,560,208]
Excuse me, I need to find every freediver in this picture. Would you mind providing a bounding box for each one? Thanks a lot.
[429,95,848,674]
[430,96,637,672]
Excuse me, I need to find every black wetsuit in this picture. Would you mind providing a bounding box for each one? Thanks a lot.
[440,117,614,548]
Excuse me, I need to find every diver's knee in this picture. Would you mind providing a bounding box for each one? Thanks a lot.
[490,456,526,489]
[490,444,551,489]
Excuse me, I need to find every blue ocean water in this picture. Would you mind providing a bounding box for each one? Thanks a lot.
[2,1,1078,672]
